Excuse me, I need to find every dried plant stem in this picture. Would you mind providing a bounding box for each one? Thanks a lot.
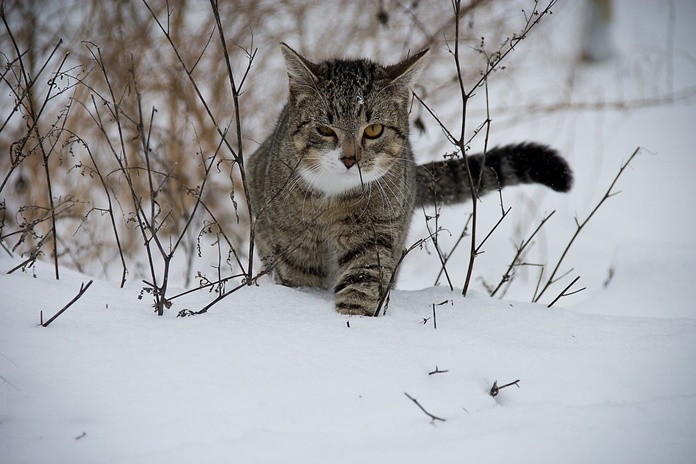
[419,0,556,297]
[434,213,472,287]
[85,45,165,313]
[6,230,53,274]
[209,0,257,282]
[476,207,512,255]
[131,64,171,316]
[141,1,258,313]
[0,13,62,193]
[1,12,69,279]
[490,379,520,397]
[490,211,556,297]
[534,147,640,303]
[422,206,454,291]
[428,366,448,375]
[41,280,93,327]
[451,0,478,297]
[404,392,446,423]
[547,275,585,308]
[68,133,128,287]
[372,230,441,317]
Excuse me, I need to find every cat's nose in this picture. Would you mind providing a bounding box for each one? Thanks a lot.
[341,157,358,169]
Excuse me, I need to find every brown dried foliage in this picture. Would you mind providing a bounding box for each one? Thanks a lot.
[2,0,525,289]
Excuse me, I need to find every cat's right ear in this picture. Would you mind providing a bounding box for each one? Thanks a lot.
[280,43,319,91]
[385,48,430,88]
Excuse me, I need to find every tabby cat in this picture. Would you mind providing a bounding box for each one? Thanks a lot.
[248,44,572,316]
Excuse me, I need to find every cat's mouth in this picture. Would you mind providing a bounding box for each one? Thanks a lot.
[300,149,386,196]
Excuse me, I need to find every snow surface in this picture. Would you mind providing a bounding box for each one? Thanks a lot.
[2,264,696,464]
[2,1,696,463]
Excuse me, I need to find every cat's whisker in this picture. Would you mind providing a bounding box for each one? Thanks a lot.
[375,177,399,215]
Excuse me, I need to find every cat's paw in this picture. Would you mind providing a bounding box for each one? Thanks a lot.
[335,303,378,317]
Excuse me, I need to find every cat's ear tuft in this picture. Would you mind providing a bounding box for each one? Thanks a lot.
[280,43,319,90]
[385,49,430,88]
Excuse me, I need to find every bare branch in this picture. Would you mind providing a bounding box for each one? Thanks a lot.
[490,211,556,298]
[41,280,93,327]
[535,147,641,302]
[428,366,449,376]
[547,276,586,308]
[490,379,520,397]
[404,392,446,423]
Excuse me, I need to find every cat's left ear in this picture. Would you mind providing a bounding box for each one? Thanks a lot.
[280,43,320,91]
[385,49,430,87]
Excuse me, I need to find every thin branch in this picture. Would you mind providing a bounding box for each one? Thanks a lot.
[450,0,480,297]
[404,392,446,423]
[475,206,512,254]
[490,211,556,297]
[422,206,453,291]
[466,1,558,98]
[66,131,129,287]
[372,231,441,317]
[144,0,257,287]
[428,366,449,375]
[490,379,521,397]
[546,276,585,308]
[434,212,472,287]
[170,128,224,255]
[41,280,93,327]
[535,147,640,302]
[209,0,257,282]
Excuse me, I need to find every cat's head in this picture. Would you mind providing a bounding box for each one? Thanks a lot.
[280,43,429,196]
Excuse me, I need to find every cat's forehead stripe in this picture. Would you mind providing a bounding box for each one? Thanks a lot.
[316,59,381,123]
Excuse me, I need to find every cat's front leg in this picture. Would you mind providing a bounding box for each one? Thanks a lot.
[259,234,332,290]
[332,234,396,316]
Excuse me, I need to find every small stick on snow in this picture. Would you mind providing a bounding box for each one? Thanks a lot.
[490,379,521,397]
[404,392,446,423]
[430,300,450,329]
[428,366,449,376]
[41,280,93,327]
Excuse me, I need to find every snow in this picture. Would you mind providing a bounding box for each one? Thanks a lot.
[3,268,696,463]
[3,263,696,463]
[2,1,696,463]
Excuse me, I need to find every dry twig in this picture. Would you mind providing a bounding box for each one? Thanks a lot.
[490,379,520,397]
[404,392,446,423]
[41,280,94,327]
[534,147,641,303]
[428,366,449,376]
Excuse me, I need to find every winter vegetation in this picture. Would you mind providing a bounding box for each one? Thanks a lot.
[1,0,695,462]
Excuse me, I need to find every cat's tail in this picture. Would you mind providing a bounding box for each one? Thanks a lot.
[414,143,573,207]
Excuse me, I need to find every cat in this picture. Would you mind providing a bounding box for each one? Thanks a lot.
[247,43,572,316]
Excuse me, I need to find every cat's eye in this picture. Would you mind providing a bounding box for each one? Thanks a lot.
[363,124,384,139]
[316,125,336,137]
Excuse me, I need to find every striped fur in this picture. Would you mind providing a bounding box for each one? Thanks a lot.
[248,45,572,316]
[415,143,572,207]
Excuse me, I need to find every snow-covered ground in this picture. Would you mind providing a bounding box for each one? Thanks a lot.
[2,1,695,463]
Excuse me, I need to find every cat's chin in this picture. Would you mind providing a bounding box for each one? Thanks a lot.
[299,165,385,197]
